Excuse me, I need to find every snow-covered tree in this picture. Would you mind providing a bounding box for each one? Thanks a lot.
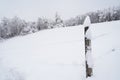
[9,16,25,37]
[0,17,27,38]
[0,17,10,38]
[52,12,64,28]
[36,18,48,30]
[20,22,37,35]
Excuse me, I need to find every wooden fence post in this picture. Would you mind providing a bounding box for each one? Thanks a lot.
[84,16,93,78]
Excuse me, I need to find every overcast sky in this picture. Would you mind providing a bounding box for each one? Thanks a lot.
[0,0,119,21]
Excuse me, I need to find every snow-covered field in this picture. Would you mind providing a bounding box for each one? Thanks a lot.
[87,20,120,80]
[0,26,85,80]
[0,20,120,80]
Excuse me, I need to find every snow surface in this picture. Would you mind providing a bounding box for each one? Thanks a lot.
[84,16,92,39]
[83,16,91,27]
[0,26,86,80]
[85,28,92,40]
[0,20,120,80]
[86,50,93,68]
[87,20,120,80]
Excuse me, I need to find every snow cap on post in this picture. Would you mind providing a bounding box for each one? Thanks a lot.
[83,16,91,27]
[84,16,92,39]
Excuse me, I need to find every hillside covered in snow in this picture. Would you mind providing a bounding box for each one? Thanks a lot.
[87,20,120,80]
[0,20,120,80]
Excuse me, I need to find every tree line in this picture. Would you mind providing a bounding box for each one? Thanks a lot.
[0,6,120,40]
[65,6,120,26]
[0,13,64,39]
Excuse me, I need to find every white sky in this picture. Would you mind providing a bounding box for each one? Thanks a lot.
[0,0,119,21]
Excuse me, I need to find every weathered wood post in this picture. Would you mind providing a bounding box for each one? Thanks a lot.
[83,16,93,77]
